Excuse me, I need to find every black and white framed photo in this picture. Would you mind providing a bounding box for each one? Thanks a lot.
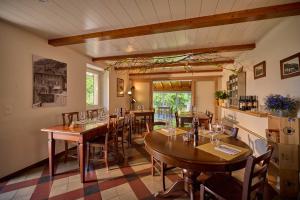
[33,55,67,108]
[280,52,300,79]
[253,61,266,79]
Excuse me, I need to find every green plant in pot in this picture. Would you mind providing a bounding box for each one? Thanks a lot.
[264,94,299,117]
[215,90,229,106]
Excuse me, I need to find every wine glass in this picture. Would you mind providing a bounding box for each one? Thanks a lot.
[79,111,86,122]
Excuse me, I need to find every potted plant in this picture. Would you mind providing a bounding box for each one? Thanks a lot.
[215,90,229,106]
[215,91,222,106]
[264,94,299,117]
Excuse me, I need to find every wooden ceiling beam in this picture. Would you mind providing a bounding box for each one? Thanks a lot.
[92,43,255,61]
[48,2,300,46]
[114,60,233,71]
[129,69,223,76]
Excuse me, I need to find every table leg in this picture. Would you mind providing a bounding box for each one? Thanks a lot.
[154,169,199,199]
[48,132,55,179]
[183,169,200,200]
[128,119,132,146]
[181,118,184,127]
[79,141,86,183]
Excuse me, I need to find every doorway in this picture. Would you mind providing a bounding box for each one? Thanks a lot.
[152,80,192,121]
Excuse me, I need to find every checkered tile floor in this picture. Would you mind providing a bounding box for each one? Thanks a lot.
[0,136,186,200]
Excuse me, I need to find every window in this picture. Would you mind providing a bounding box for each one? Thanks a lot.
[86,71,98,105]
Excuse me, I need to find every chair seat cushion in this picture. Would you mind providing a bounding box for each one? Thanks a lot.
[232,164,264,186]
[204,174,243,200]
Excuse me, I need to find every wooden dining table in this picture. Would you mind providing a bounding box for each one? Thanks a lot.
[41,121,108,183]
[129,109,155,143]
[144,129,252,199]
[178,112,209,127]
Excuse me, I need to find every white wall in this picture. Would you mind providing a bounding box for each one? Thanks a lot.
[132,81,151,109]
[0,20,90,178]
[108,70,129,112]
[220,16,300,155]
[195,80,215,114]
[222,16,300,117]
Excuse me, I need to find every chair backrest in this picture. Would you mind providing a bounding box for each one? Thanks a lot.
[174,111,179,127]
[230,127,239,138]
[242,146,273,200]
[62,112,79,126]
[86,109,99,119]
[146,121,167,133]
[223,125,239,139]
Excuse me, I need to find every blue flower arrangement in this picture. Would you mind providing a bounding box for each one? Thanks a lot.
[265,94,299,116]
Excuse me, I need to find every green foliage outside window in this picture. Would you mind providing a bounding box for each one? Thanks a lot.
[153,92,191,112]
[86,73,94,105]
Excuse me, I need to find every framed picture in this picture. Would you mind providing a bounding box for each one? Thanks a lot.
[117,78,124,97]
[32,55,67,108]
[280,52,300,79]
[253,61,266,79]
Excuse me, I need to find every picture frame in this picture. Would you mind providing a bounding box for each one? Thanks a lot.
[280,52,300,79]
[253,61,266,79]
[117,78,124,97]
[32,55,67,108]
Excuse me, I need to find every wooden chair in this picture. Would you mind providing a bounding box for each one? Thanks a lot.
[223,125,239,139]
[200,146,273,200]
[86,116,118,170]
[146,121,170,191]
[62,112,79,163]
[116,116,126,156]
[86,108,104,120]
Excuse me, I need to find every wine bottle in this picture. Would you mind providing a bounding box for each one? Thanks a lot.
[239,96,243,110]
[193,120,199,147]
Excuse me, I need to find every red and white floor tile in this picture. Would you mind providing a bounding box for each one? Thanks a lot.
[0,137,185,200]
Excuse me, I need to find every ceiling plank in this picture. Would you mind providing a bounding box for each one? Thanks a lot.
[114,60,233,71]
[48,2,300,46]
[129,69,223,76]
[92,43,254,61]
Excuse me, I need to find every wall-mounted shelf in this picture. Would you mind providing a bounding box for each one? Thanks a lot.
[218,106,268,118]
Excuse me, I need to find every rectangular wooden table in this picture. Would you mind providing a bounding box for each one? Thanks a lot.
[129,109,155,143]
[41,121,108,183]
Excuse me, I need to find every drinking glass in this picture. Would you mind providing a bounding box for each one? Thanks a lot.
[210,132,220,146]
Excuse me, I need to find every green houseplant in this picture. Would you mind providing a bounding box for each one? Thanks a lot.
[215,90,229,106]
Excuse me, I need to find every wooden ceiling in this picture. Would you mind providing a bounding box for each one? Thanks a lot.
[0,0,299,61]
[48,2,300,46]
[153,80,192,91]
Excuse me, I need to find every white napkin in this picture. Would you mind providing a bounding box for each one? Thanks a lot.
[214,144,241,155]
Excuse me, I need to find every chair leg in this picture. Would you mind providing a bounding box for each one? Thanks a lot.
[86,144,90,171]
[104,146,109,171]
[121,135,125,156]
[64,141,68,163]
[151,157,155,176]
[200,185,205,200]
[161,162,166,191]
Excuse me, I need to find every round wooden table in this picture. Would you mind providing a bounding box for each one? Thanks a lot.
[144,130,252,199]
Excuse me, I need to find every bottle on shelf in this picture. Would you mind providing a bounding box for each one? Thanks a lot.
[239,96,242,110]
[253,96,258,111]
[248,96,253,110]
